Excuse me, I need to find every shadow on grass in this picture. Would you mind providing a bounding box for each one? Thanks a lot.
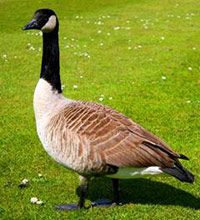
[76,177,200,210]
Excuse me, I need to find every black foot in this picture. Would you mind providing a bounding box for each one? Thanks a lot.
[91,199,122,208]
[54,203,80,210]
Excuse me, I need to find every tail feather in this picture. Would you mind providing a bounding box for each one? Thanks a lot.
[161,159,194,183]
[179,154,189,160]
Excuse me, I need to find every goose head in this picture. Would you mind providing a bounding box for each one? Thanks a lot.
[22,9,58,33]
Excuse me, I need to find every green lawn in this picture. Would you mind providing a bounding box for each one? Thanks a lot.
[0,0,200,219]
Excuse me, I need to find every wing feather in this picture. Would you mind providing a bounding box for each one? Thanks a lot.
[52,101,180,170]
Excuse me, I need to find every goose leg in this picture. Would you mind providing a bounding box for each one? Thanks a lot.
[112,178,120,205]
[91,178,121,208]
[54,176,89,210]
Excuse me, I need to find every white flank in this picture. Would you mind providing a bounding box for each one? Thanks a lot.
[41,15,57,33]
[106,166,164,179]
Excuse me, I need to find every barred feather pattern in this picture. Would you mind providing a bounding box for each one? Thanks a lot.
[37,99,180,176]
[34,79,181,177]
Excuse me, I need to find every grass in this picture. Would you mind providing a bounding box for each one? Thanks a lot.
[0,0,200,219]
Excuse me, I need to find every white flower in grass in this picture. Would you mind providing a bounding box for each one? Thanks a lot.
[161,36,165,40]
[30,197,38,203]
[38,173,43,177]
[162,76,167,80]
[97,21,104,25]
[97,30,102,34]
[137,45,142,49]
[128,47,132,50]
[63,37,67,40]
[73,85,78,89]
[61,84,66,90]
[107,15,111,18]
[126,20,130,23]
[75,15,79,19]
[188,67,192,71]
[186,100,191,103]
[30,197,43,205]
[80,75,83,78]
[36,200,44,205]
[86,21,90,24]
[22,178,29,184]
[14,56,17,59]
[84,52,90,58]
[192,47,196,50]
[99,97,104,102]
[29,46,35,51]
[19,178,29,188]
[3,54,7,58]
[107,32,111,36]
[113,27,120,30]
[109,97,113,100]
[100,42,104,46]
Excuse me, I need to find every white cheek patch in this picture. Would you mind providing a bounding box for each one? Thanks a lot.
[41,15,57,33]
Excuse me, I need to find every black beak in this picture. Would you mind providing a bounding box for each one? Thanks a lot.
[22,19,38,30]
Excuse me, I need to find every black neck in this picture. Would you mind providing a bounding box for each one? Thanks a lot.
[40,30,62,93]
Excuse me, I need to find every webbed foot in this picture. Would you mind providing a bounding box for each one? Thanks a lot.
[91,198,122,208]
[54,203,80,210]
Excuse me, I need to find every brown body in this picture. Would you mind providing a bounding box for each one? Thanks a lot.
[35,79,188,179]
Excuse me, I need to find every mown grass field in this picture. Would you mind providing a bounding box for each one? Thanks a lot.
[0,0,200,219]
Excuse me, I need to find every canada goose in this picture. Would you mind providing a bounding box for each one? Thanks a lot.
[22,9,194,210]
